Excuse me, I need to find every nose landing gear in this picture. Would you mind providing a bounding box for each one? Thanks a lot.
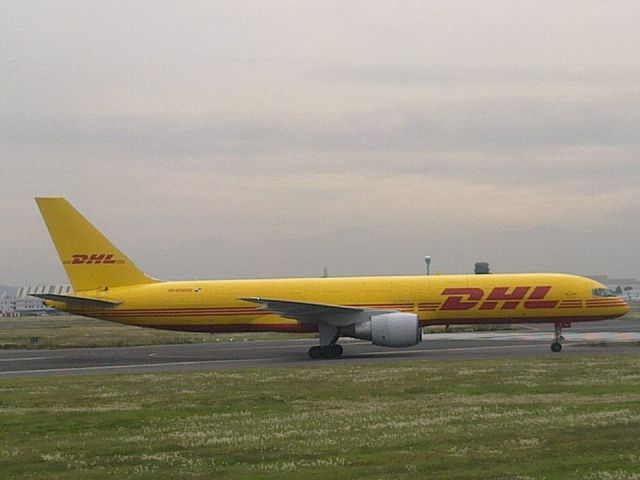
[551,321,570,352]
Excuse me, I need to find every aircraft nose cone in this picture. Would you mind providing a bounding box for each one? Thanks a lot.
[621,299,631,315]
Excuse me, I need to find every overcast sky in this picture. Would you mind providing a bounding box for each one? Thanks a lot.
[2,1,640,286]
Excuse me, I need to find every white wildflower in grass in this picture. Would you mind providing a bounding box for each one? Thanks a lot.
[139,452,191,466]
[92,391,127,399]
[121,434,148,443]
[0,448,22,458]
[505,437,542,449]
[587,470,640,480]
[41,452,71,463]
[619,453,640,463]
[131,464,160,475]
[251,457,348,471]
[447,446,470,457]
[112,454,137,463]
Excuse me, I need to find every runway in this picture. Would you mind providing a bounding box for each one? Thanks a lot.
[0,319,638,378]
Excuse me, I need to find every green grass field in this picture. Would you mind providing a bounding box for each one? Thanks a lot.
[1,355,640,479]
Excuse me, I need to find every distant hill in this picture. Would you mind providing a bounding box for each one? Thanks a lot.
[0,285,17,297]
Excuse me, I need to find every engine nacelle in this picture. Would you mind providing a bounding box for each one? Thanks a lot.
[342,312,422,348]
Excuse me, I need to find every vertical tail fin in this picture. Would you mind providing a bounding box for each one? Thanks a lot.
[35,197,159,292]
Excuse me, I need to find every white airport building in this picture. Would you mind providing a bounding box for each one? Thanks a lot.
[0,285,71,316]
[16,285,72,298]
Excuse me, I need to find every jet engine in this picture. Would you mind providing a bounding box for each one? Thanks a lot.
[342,312,422,347]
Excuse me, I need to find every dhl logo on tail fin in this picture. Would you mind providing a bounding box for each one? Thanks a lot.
[36,197,159,292]
[63,254,125,265]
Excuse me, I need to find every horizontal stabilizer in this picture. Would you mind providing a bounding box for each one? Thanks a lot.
[30,293,121,308]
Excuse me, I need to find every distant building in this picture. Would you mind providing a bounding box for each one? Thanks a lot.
[0,294,50,316]
[16,285,72,298]
[0,285,71,316]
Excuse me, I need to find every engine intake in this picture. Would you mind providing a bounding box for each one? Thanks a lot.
[342,312,422,348]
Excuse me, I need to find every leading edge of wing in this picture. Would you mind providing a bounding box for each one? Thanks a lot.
[239,297,392,325]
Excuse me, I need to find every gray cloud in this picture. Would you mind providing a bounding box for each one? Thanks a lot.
[2,92,639,198]
[2,1,640,284]
[320,65,640,88]
[3,93,639,156]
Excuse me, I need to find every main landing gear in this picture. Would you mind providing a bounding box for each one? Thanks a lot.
[309,344,343,359]
[309,323,343,359]
[551,321,569,352]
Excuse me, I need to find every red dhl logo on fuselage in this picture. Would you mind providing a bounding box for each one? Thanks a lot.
[63,254,125,265]
[440,286,558,310]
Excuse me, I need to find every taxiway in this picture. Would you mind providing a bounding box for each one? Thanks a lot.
[0,319,637,378]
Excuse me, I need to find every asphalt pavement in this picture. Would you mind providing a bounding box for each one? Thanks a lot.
[0,319,638,378]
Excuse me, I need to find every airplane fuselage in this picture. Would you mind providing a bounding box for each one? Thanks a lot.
[49,273,629,333]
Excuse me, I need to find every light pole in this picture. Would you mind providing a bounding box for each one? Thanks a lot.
[424,256,431,276]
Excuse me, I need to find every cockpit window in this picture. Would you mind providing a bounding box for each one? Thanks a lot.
[592,288,618,298]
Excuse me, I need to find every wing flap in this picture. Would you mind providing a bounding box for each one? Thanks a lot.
[239,297,392,326]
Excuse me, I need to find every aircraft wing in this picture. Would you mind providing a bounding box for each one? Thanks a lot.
[239,297,392,326]
[30,293,121,308]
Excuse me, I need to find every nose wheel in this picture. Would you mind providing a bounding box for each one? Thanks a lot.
[551,321,569,352]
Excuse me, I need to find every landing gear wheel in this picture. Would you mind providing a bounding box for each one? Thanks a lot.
[331,344,343,358]
[308,344,343,359]
[551,321,568,353]
[309,346,323,359]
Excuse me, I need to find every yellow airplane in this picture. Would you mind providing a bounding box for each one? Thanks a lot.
[33,197,630,359]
